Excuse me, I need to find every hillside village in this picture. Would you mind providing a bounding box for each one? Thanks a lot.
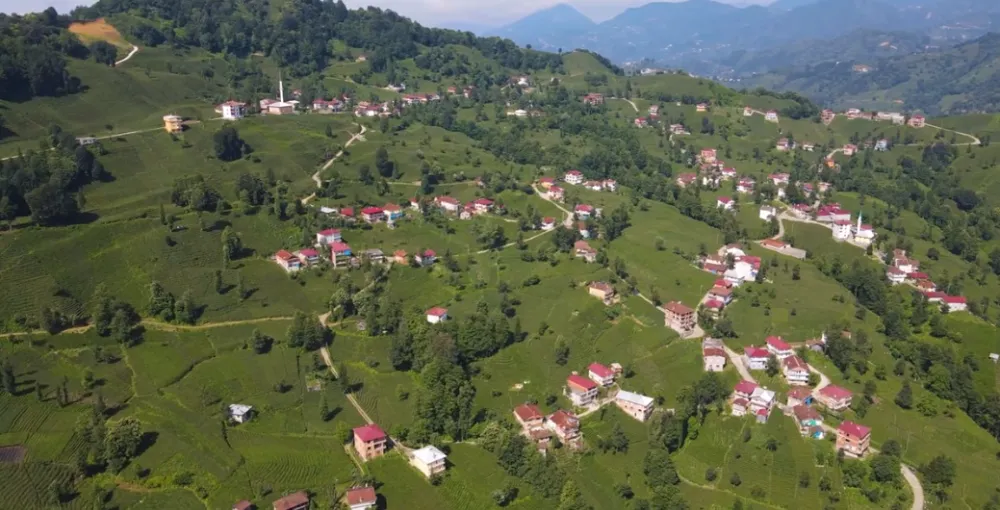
[0,5,999,510]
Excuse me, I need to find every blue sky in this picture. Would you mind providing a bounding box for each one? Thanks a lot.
[1,0,772,27]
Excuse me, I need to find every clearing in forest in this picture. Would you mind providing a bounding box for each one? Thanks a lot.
[68,18,130,49]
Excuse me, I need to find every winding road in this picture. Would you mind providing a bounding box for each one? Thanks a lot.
[115,45,140,66]
[303,123,367,204]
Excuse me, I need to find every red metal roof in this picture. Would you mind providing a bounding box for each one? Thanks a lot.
[361,206,383,215]
[273,491,310,510]
[330,242,351,253]
[426,307,448,317]
[702,347,726,358]
[819,385,853,400]
[318,228,340,236]
[346,487,377,506]
[567,374,597,391]
[838,420,871,438]
[704,299,725,309]
[588,363,614,379]
[744,346,770,359]
[276,250,294,261]
[943,295,967,304]
[353,423,387,443]
[734,380,758,395]
[663,301,693,315]
[547,410,579,431]
[514,404,543,422]
[782,355,808,371]
[767,336,791,351]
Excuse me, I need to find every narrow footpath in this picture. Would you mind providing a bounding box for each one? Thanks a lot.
[115,45,140,66]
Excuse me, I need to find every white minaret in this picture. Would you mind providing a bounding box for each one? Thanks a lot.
[278,71,285,103]
[856,212,862,232]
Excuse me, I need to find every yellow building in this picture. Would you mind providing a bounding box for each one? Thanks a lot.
[163,114,184,133]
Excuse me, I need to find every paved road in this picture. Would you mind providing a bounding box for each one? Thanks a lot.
[724,345,755,382]
[115,45,140,66]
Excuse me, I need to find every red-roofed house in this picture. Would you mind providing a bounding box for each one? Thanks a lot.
[414,249,436,266]
[821,109,836,124]
[537,176,555,189]
[731,397,750,416]
[677,173,698,188]
[340,207,355,218]
[296,248,321,266]
[924,291,946,303]
[473,198,494,213]
[603,179,618,191]
[765,110,779,122]
[345,486,376,510]
[743,346,770,370]
[330,242,352,268]
[393,250,408,265]
[703,299,725,318]
[703,347,727,372]
[383,203,404,221]
[564,170,584,185]
[634,117,649,128]
[361,206,384,223]
[316,228,342,245]
[760,238,788,250]
[434,195,460,213]
[734,380,759,400]
[886,266,906,285]
[574,240,597,263]
[273,491,310,510]
[843,144,858,156]
[426,307,449,324]
[908,115,925,128]
[717,196,734,210]
[541,217,556,230]
[547,185,565,202]
[782,356,810,385]
[275,250,302,273]
[588,281,616,303]
[766,336,794,359]
[707,286,733,304]
[743,106,753,116]
[833,219,853,240]
[513,404,544,430]
[817,385,853,411]
[943,295,967,312]
[565,375,598,406]
[836,421,872,458]
[353,423,388,461]
[587,363,616,387]
[583,93,604,105]
[696,103,709,112]
[577,222,590,239]
[792,405,825,439]
[700,148,718,164]
[546,410,581,443]
[219,100,247,120]
[662,301,695,333]
[574,204,595,219]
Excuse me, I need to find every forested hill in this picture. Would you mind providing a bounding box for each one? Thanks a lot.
[0,9,89,101]
[77,0,568,77]
[742,32,1000,115]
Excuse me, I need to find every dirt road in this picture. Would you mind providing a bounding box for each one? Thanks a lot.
[115,45,139,66]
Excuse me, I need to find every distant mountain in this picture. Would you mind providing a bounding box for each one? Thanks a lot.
[716,29,932,76]
[492,3,595,52]
[738,32,1000,115]
[494,0,996,72]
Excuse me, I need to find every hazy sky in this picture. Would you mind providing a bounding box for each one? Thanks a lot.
[1,0,771,26]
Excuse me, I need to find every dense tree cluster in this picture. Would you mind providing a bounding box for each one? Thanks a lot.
[0,9,86,101]
[0,125,108,226]
[81,0,562,78]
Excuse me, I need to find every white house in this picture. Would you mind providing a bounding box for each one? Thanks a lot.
[717,196,734,210]
[703,347,727,372]
[229,404,254,424]
[564,170,584,185]
[782,355,810,385]
[587,363,616,387]
[615,390,654,422]
[345,487,377,510]
[316,228,342,246]
[220,100,247,120]
[765,110,779,122]
[886,266,907,285]
[743,346,770,371]
[766,336,794,359]
[410,445,447,478]
[759,205,776,221]
[832,220,853,240]
[853,215,876,245]
[426,307,449,324]
[943,296,967,312]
